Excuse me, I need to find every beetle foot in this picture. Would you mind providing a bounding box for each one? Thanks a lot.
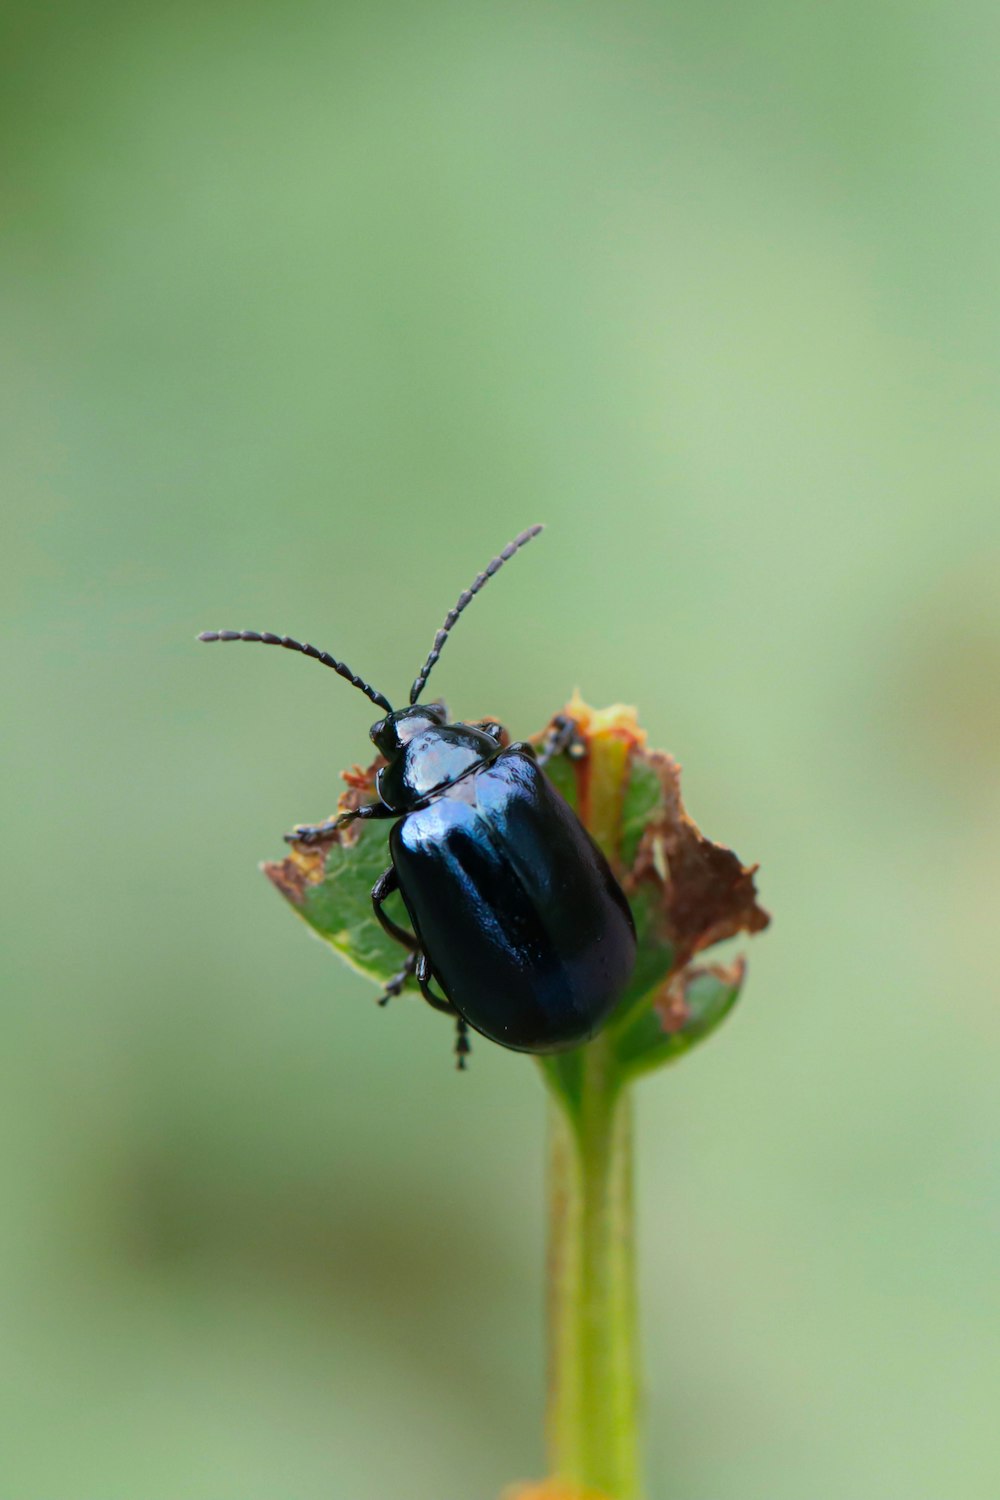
[379,954,417,1006]
[284,813,350,845]
[455,1017,472,1070]
[536,713,586,767]
[285,823,330,845]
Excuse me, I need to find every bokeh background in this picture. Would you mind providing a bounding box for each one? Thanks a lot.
[3,2,999,1496]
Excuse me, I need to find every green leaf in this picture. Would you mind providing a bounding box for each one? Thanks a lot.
[614,959,747,1082]
[262,777,413,990]
[619,755,663,870]
[606,885,676,1031]
[540,744,580,812]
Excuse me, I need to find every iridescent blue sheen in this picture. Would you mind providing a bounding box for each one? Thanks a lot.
[390,746,636,1052]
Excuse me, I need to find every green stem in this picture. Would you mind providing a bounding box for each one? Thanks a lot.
[545,1033,644,1499]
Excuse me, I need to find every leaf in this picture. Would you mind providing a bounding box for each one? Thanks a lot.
[533,698,768,1082]
[262,762,415,990]
[614,958,747,1080]
[618,754,662,869]
[625,746,768,965]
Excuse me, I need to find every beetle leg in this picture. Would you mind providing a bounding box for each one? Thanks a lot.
[535,713,586,767]
[454,1015,472,1071]
[285,800,394,845]
[414,955,470,1069]
[378,951,417,1007]
[414,951,456,1016]
[371,866,417,952]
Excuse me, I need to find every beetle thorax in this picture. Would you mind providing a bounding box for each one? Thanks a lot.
[375,720,500,811]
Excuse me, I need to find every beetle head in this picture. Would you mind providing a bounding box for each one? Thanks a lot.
[370,703,448,759]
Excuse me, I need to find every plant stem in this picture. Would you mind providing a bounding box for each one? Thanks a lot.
[545,1032,643,1500]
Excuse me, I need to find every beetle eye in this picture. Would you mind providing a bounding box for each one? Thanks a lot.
[370,717,388,746]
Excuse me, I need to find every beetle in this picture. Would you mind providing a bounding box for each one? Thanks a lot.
[199,526,636,1067]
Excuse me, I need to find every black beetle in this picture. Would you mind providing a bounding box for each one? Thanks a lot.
[199,526,636,1066]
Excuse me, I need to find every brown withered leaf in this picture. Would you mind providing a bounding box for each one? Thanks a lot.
[626,747,769,970]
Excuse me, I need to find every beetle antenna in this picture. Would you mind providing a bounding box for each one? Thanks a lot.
[197,630,394,713]
[408,524,544,704]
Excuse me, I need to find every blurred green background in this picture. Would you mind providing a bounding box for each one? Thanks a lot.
[3,1,999,1496]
